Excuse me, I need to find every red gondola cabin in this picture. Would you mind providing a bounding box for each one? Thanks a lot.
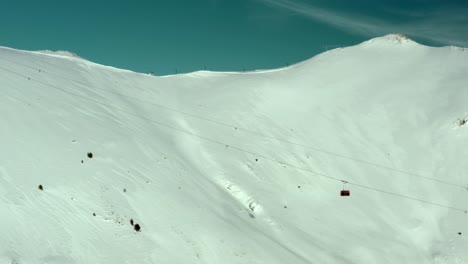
[340,190,350,196]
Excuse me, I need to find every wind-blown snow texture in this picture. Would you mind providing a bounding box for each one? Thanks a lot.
[1,34,468,263]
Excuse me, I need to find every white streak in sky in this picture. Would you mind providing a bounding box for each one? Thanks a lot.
[256,0,468,47]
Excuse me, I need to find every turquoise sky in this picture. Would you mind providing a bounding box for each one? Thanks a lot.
[1,0,467,75]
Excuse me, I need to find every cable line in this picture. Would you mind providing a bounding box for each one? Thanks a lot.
[2,57,467,189]
[348,182,467,213]
[2,57,465,191]
[1,65,466,214]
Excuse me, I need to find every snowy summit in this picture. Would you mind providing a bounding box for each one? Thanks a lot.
[1,34,468,263]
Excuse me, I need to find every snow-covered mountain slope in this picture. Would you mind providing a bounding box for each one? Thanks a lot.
[1,34,468,264]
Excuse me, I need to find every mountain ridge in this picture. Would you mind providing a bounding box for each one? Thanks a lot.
[1,35,468,263]
[3,34,466,76]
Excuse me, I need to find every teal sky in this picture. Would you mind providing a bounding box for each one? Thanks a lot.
[1,0,467,75]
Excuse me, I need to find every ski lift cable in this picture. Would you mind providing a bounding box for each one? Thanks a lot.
[1,58,465,191]
[2,66,467,214]
[95,87,468,190]
[348,182,467,213]
[66,85,466,189]
[65,83,468,190]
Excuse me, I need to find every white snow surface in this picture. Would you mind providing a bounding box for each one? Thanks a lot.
[33,50,87,61]
[1,34,468,263]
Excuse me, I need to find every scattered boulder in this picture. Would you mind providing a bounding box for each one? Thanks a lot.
[130,219,134,226]
[134,223,141,232]
[87,152,93,159]
[38,185,43,191]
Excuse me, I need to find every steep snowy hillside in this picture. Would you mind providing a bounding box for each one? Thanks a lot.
[1,34,468,264]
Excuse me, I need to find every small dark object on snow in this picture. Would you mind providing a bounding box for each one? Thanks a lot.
[297,185,301,189]
[93,213,96,216]
[81,160,83,164]
[340,190,350,196]
[123,188,126,193]
[130,219,134,226]
[255,159,258,162]
[87,152,93,159]
[458,232,462,235]
[38,185,43,191]
[134,223,141,232]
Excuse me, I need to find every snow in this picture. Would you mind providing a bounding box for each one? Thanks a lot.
[33,50,88,61]
[1,34,468,263]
